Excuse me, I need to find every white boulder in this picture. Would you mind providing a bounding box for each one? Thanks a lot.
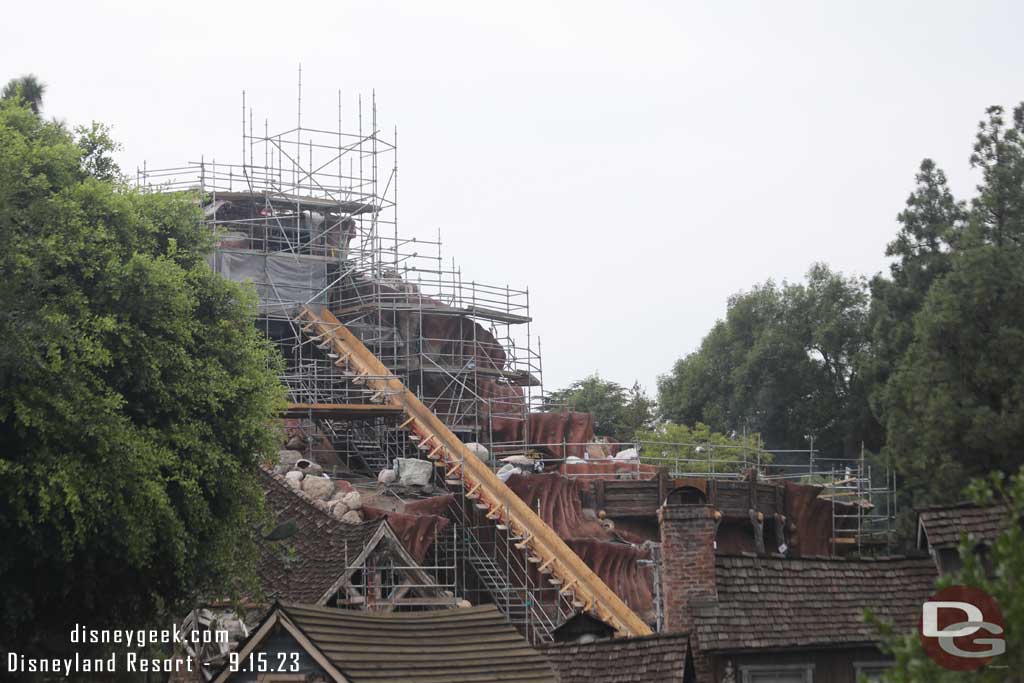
[465,442,490,463]
[341,490,362,511]
[339,510,363,525]
[614,448,639,461]
[284,471,304,489]
[301,476,335,500]
[397,458,433,487]
[329,500,350,519]
[378,469,397,485]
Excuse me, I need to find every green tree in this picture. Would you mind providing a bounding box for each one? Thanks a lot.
[0,97,285,656]
[874,468,1024,682]
[2,74,45,114]
[634,422,764,475]
[882,243,1024,504]
[865,159,964,427]
[658,264,875,460]
[75,121,122,181]
[968,105,1024,248]
[881,105,1024,504]
[544,374,654,442]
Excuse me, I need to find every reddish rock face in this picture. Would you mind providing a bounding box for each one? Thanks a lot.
[487,411,596,458]
[361,502,451,563]
[503,473,656,621]
[783,481,859,556]
[525,412,595,458]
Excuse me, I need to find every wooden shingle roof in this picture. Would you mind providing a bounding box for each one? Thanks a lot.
[542,632,692,683]
[279,602,557,683]
[918,503,1013,550]
[258,469,384,604]
[693,555,937,652]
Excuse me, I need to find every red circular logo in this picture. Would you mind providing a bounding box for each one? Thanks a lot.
[919,585,1005,671]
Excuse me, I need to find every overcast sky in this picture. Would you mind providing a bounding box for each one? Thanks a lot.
[3,1,1022,395]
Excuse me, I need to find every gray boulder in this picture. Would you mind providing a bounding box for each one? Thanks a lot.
[278,450,304,469]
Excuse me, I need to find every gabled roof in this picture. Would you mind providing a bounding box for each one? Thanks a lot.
[257,469,391,604]
[221,602,557,683]
[693,555,937,652]
[542,632,693,683]
[917,502,1013,551]
[550,612,617,642]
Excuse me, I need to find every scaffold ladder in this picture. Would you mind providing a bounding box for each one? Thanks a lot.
[297,305,652,637]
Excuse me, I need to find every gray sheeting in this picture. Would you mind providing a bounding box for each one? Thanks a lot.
[210,250,331,314]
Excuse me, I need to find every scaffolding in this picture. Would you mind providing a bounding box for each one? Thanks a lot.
[137,85,562,640]
[139,84,896,643]
[333,521,461,612]
[612,440,898,555]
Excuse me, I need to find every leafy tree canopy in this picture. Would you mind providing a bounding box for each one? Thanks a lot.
[635,421,765,475]
[657,263,876,461]
[0,96,284,655]
[543,374,654,442]
[874,467,1024,681]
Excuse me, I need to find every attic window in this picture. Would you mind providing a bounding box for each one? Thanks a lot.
[740,664,814,683]
[853,661,892,682]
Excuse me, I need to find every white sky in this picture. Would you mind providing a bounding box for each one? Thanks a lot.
[3,1,1021,396]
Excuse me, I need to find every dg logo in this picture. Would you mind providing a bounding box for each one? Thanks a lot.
[920,585,1006,671]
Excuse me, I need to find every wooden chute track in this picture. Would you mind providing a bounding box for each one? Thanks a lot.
[298,305,651,637]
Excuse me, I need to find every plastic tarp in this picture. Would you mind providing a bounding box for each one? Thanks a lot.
[210,250,331,314]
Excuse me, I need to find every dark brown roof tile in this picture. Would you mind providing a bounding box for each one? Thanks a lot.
[917,503,1014,550]
[257,469,383,604]
[695,555,937,652]
[542,631,691,683]
[282,602,557,683]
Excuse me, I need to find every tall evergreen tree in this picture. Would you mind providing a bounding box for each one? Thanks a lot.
[967,105,1024,248]
[2,74,45,115]
[866,160,965,425]
[882,104,1024,503]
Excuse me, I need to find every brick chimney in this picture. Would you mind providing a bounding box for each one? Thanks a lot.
[658,503,719,635]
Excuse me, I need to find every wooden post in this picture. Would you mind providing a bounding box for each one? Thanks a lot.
[594,479,606,511]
